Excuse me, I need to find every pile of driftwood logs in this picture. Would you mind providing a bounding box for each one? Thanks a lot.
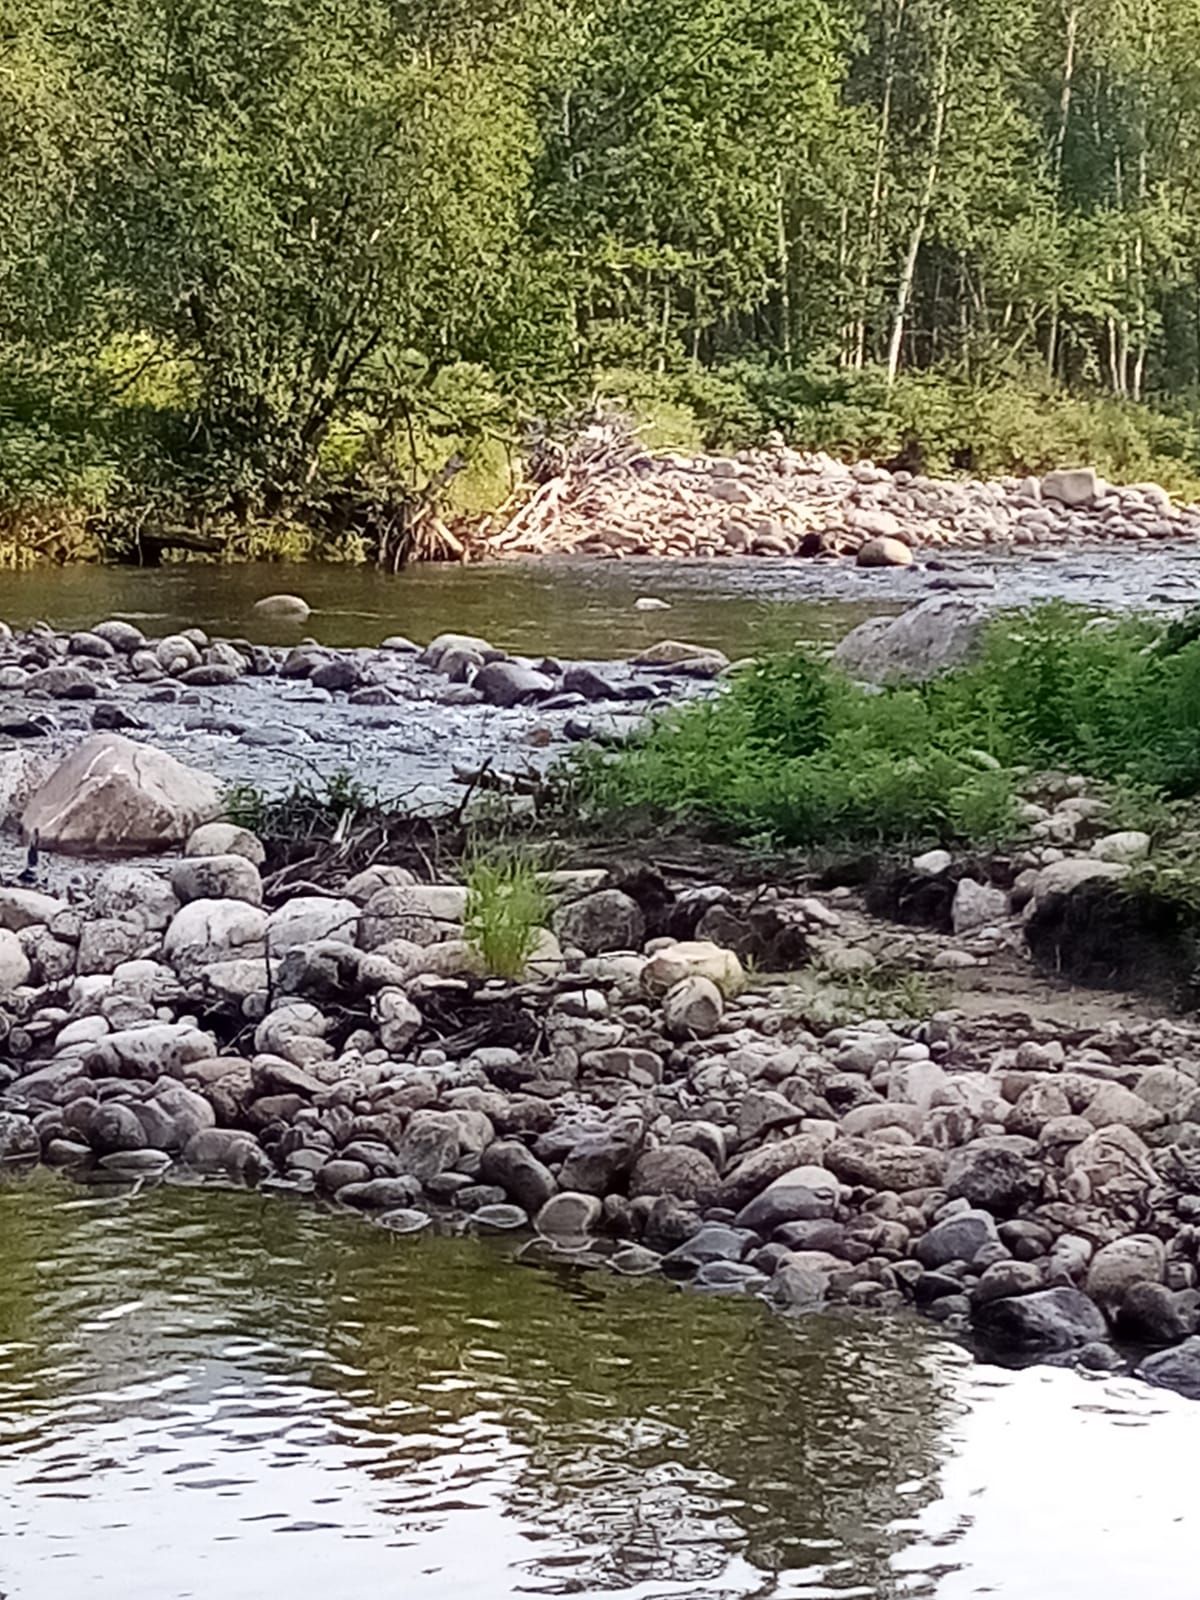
[481,423,1200,564]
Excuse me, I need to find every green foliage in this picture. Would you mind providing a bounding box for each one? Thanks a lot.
[464,851,552,980]
[564,603,1200,850]
[603,360,1200,496]
[7,0,1200,537]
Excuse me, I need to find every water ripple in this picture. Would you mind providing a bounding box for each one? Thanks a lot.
[1,1172,1199,1599]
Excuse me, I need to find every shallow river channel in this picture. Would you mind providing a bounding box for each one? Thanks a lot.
[1,1175,1199,1600]
[2,544,1200,658]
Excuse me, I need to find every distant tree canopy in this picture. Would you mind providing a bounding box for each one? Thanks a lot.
[2,0,1200,529]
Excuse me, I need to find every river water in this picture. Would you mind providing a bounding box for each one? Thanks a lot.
[0,1173,1197,1600]
[2,544,1200,657]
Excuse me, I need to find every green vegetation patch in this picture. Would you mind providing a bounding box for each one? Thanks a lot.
[558,603,1200,852]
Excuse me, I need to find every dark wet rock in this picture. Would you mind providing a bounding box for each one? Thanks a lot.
[662,1222,757,1276]
[944,1138,1043,1216]
[735,1167,838,1234]
[1117,1282,1197,1345]
[562,664,623,701]
[916,1211,1000,1268]
[914,1270,969,1305]
[773,1219,848,1253]
[88,1102,148,1155]
[311,659,363,692]
[91,703,145,731]
[479,1139,557,1212]
[559,1123,643,1195]
[0,712,53,737]
[1137,1336,1200,1398]
[473,661,556,707]
[317,1158,372,1195]
[553,889,645,955]
[973,1286,1108,1350]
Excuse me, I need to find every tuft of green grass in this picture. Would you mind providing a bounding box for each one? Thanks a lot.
[225,770,375,840]
[464,850,552,981]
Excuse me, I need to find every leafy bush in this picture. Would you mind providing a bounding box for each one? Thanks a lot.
[607,358,1200,497]
[562,604,1200,850]
[464,851,551,981]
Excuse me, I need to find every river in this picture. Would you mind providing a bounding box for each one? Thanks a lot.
[1,545,1199,657]
[0,1173,1197,1600]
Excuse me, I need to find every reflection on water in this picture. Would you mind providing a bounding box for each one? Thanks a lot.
[0,1174,1197,1600]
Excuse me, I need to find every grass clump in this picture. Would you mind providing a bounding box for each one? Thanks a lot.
[561,603,1200,853]
[464,851,552,981]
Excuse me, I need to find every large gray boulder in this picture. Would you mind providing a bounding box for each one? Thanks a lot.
[163,898,267,980]
[473,661,556,707]
[833,597,988,684]
[22,734,221,855]
[553,889,644,955]
[973,1286,1107,1350]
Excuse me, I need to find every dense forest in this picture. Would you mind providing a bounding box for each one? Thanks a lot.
[5,0,1200,554]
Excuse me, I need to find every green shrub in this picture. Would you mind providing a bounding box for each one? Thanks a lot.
[464,851,551,981]
[562,603,1200,851]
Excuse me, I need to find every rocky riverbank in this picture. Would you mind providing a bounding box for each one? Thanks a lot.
[2,781,1200,1400]
[492,439,1200,562]
[4,604,1200,1401]
[0,612,721,846]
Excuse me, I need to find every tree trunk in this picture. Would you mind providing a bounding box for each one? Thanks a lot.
[854,0,906,370]
[886,8,950,387]
[1045,2,1079,381]
[776,177,793,368]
